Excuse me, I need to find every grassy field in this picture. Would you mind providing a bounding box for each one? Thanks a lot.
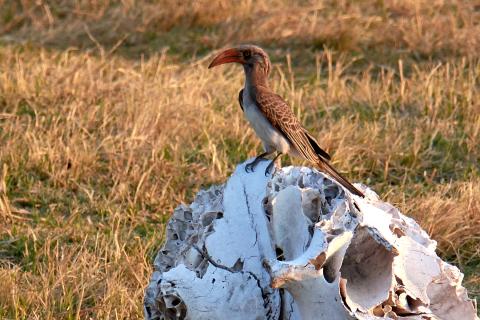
[0,0,479,318]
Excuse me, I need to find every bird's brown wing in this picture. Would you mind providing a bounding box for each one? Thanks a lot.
[251,86,364,197]
[252,86,330,161]
[305,131,331,161]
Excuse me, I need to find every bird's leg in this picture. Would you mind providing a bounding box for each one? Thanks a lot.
[265,153,283,176]
[245,151,272,173]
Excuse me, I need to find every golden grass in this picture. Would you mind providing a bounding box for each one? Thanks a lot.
[0,0,479,318]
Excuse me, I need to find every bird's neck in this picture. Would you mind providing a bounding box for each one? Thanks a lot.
[244,65,269,89]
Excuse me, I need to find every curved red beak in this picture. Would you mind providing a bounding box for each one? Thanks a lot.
[208,48,244,69]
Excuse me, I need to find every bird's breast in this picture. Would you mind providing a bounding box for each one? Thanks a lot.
[242,89,291,154]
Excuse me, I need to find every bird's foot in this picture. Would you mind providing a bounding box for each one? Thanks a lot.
[245,156,269,173]
[264,153,283,176]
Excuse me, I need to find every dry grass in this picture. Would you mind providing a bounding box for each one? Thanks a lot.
[0,0,479,318]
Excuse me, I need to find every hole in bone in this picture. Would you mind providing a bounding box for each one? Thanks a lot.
[183,210,192,221]
[156,254,175,272]
[232,258,244,271]
[263,197,273,221]
[166,227,175,239]
[323,178,333,186]
[262,197,268,206]
[372,305,385,317]
[161,294,186,319]
[275,247,285,261]
[165,296,187,319]
[392,304,415,316]
[330,228,344,236]
[390,224,406,237]
[171,233,179,240]
[373,292,398,317]
[323,183,341,203]
[164,294,180,308]
[201,211,218,227]
[183,247,203,271]
[298,178,305,188]
[406,295,425,311]
[340,227,394,310]
[320,202,330,216]
[310,197,319,221]
[195,259,208,278]
[174,221,187,241]
[144,305,152,318]
[206,224,214,233]
[324,196,332,206]
[164,240,181,254]
[323,260,339,283]
[216,212,223,219]
[301,189,321,223]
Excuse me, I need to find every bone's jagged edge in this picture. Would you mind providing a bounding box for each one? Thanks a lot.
[264,229,353,288]
[350,191,478,319]
[266,168,478,319]
[146,162,478,320]
[145,158,283,319]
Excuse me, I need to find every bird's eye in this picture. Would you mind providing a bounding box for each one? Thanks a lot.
[243,51,251,59]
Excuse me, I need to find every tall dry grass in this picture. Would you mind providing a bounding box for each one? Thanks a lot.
[0,0,479,318]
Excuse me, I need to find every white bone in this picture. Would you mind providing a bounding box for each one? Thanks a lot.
[145,160,478,320]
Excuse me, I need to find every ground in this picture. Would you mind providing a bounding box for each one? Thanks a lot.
[0,0,479,318]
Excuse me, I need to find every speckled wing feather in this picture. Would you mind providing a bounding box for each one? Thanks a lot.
[251,86,330,161]
[251,86,364,197]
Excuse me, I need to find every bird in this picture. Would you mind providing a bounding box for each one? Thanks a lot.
[208,45,364,198]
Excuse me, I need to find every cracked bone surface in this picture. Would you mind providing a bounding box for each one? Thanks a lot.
[144,160,478,320]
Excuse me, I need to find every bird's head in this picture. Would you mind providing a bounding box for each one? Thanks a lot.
[208,45,271,76]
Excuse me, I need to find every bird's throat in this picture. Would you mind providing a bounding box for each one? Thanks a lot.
[243,64,269,88]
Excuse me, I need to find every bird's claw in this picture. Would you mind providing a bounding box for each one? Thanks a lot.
[245,162,256,173]
[264,161,276,176]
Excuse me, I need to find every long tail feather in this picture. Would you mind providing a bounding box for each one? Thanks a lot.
[316,160,364,197]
